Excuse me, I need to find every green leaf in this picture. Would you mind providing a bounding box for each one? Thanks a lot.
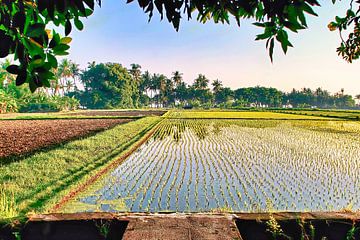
[269,38,275,62]
[60,37,72,44]
[74,18,84,30]
[26,23,45,38]
[47,53,58,68]
[83,0,95,10]
[302,3,318,16]
[6,65,20,75]
[54,51,69,56]
[65,20,72,36]
[53,44,70,53]
[31,57,45,67]
[42,78,51,88]
[276,29,290,53]
[29,78,37,93]
[15,71,27,86]
[253,22,266,28]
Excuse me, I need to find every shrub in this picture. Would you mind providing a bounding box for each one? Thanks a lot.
[0,89,18,113]
[19,94,80,113]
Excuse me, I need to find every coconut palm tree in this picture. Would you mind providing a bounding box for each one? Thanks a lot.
[172,71,183,104]
[57,59,73,95]
[141,70,152,95]
[70,61,80,91]
[212,79,223,93]
[129,64,142,86]
[172,71,183,87]
[193,74,209,90]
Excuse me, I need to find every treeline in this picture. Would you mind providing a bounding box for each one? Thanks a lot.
[1,59,359,113]
[68,62,357,109]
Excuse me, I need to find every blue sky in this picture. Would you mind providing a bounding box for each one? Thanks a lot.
[68,0,359,96]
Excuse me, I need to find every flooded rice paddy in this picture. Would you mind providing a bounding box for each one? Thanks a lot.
[62,119,360,213]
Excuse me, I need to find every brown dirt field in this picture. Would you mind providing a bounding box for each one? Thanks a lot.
[0,119,132,159]
[65,110,166,117]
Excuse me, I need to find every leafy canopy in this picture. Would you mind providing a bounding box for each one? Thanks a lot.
[0,0,359,92]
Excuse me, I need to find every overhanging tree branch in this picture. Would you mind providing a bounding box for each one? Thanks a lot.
[0,0,358,92]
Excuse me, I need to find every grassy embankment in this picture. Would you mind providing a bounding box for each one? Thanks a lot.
[273,109,360,120]
[166,110,333,120]
[0,116,162,223]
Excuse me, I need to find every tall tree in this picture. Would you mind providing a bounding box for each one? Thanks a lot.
[57,59,73,95]
[212,79,223,94]
[193,74,209,90]
[79,63,138,109]
[192,74,212,104]
[70,61,80,91]
[129,64,142,108]
[172,71,183,87]
[172,71,183,104]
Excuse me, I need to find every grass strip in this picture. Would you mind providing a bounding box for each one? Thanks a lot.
[273,110,360,121]
[52,118,163,212]
[0,117,161,223]
[166,111,332,120]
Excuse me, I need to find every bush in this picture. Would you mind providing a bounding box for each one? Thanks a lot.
[0,89,18,113]
[19,94,80,113]
[53,96,80,111]
[19,102,58,113]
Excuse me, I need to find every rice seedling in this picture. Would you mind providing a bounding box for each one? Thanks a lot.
[62,118,360,213]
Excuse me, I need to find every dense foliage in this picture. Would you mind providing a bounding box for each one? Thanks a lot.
[61,61,357,109]
[70,63,139,109]
[2,58,356,111]
[0,60,79,113]
[0,1,358,92]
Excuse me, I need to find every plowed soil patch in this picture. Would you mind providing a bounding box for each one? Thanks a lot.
[0,119,132,159]
[66,110,166,117]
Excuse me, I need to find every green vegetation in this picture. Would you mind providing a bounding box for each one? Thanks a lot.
[0,1,358,93]
[69,63,140,109]
[55,60,358,110]
[0,60,80,113]
[274,109,360,120]
[1,57,358,112]
[63,115,360,213]
[167,110,330,120]
[0,116,161,221]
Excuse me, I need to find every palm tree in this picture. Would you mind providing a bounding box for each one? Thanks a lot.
[172,71,183,87]
[212,79,223,93]
[56,59,80,95]
[150,74,160,107]
[172,71,183,104]
[158,74,168,107]
[57,59,73,95]
[129,64,142,85]
[70,62,80,91]
[193,74,209,90]
[141,70,152,96]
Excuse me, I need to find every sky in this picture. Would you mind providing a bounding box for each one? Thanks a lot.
[68,0,359,96]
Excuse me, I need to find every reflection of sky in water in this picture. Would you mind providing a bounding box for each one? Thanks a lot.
[69,120,360,213]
